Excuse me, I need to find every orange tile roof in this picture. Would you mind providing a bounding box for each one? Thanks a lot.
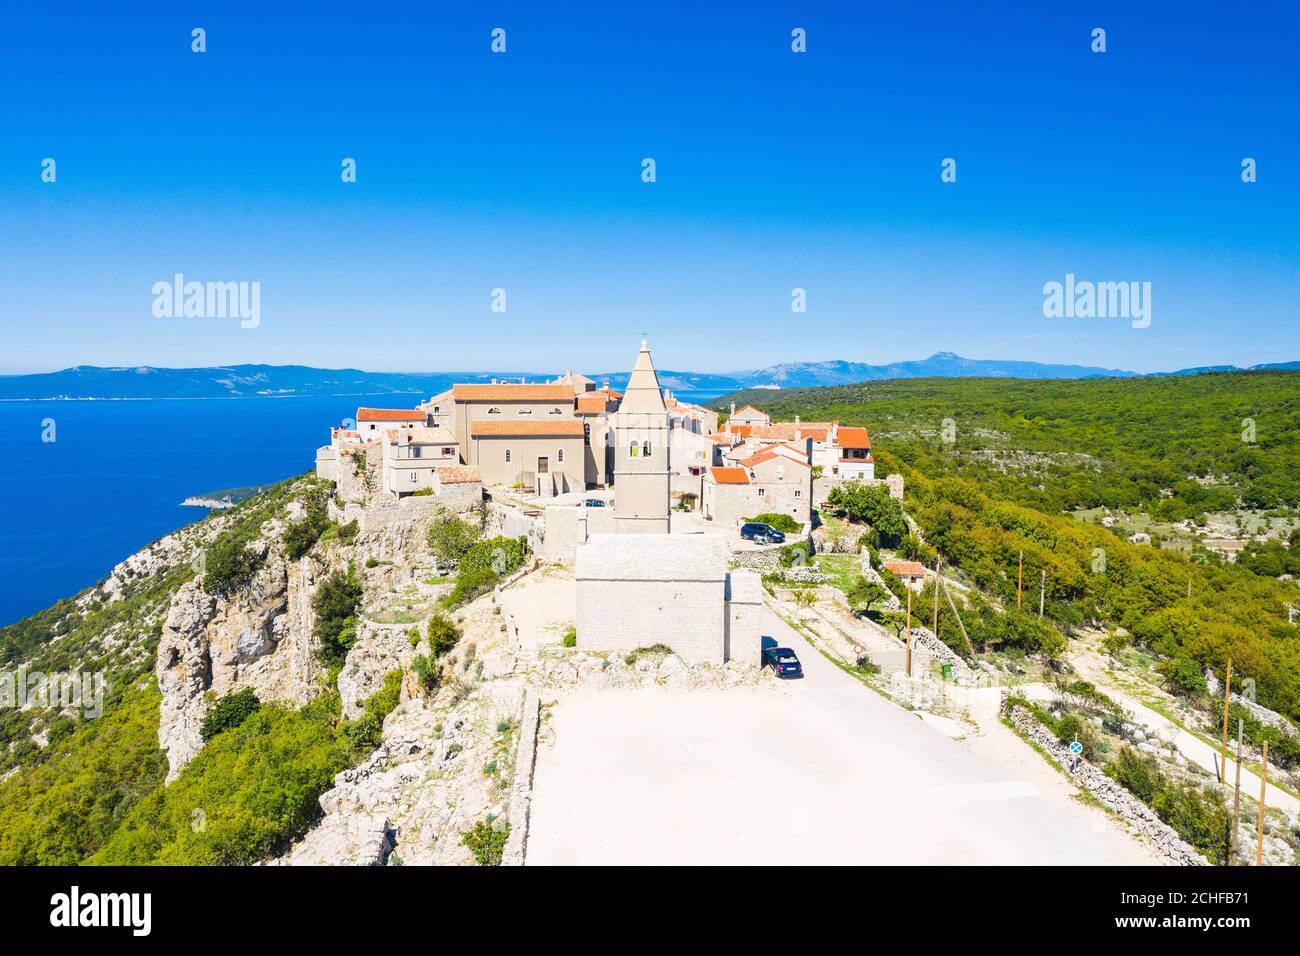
[469,420,585,437]
[356,407,425,422]
[576,395,611,414]
[741,447,810,468]
[733,405,766,417]
[436,465,481,484]
[726,423,753,437]
[837,426,871,449]
[883,560,926,578]
[708,433,735,444]
[708,466,750,484]
[452,383,575,402]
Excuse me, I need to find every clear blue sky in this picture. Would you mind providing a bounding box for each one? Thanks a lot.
[1,1,1296,374]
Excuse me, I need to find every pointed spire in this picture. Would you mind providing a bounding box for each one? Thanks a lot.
[620,336,666,414]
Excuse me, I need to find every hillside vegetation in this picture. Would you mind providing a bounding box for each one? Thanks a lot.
[718,371,1300,722]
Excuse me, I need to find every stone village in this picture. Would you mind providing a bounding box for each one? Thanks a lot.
[315,337,901,666]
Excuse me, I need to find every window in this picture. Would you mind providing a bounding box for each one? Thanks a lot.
[487,407,501,415]
[519,407,532,415]
[758,488,766,497]
[442,447,455,456]
[432,406,440,413]
[505,449,512,464]
[411,446,421,459]
[795,489,802,498]
[629,441,639,458]
[409,471,417,483]
[557,448,565,463]
[583,422,591,445]
[550,407,563,415]
[642,441,652,457]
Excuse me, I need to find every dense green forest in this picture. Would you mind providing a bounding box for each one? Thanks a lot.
[718,371,1300,722]
[719,371,1300,518]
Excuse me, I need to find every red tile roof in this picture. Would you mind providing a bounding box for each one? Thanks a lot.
[837,426,871,449]
[452,384,575,402]
[708,466,750,485]
[469,420,585,437]
[576,395,611,414]
[356,407,425,422]
[740,446,810,468]
[435,465,481,484]
[883,560,926,579]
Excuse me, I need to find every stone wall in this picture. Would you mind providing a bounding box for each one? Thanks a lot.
[501,689,541,866]
[540,504,615,563]
[725,570,764,667]
[1003,703,1209,866]
[1205,669,1300,740]
[486,501,544,554]
[812,473,903,509]
[577,578,727,664]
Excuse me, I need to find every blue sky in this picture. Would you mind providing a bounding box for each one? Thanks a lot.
[1,1,1296,374]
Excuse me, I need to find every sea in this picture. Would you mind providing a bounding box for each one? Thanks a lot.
[0,389,727,627]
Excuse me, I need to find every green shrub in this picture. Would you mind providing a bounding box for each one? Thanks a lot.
[825,483,907,547]
[411,654,440,692]
[340,670,402,753]
[200,688,261,742]
[779,541,813,567]
[461,536,527,577]
[445,566,499,609]
[625,644,673,666]
[1157,657,1208,699]
[561,626,577,648]
[336,519,359,544]
[1106,745,1229,862]
[426,613,462,658]
[283,486,331,560]
[203,535,262,596]
[313,565,363,667]
[461,819,510,865]
[746,513,801,534]
[428,512,481,568]
[364,557,380,569]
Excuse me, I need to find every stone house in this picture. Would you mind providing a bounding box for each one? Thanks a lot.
[448,382,577,467]
[727,404,771,427]
[356,407,427,439]
[701,444,812,529]
[467,419,586,497]
[381,426,459,497]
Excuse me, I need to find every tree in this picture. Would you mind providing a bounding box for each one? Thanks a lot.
[313,565,363,667]
[1156,656,1207,699]
[826,483,907,547]
[427,511,481,569]
[846,577,891,616]
[200,688,261,742]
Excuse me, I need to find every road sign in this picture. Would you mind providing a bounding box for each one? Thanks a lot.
[1069,739,1084,756]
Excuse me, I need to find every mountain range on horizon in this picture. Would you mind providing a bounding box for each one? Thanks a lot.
[1,352,1297,401]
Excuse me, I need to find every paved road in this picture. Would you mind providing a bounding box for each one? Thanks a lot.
[527,607,1163,865]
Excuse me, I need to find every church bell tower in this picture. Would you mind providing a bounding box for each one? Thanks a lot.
[612,338,671,533]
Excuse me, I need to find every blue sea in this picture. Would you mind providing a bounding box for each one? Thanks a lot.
[0,389,728,626]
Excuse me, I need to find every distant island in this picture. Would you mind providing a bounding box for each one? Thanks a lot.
[181,483,276,510]
[2,353,1297,401]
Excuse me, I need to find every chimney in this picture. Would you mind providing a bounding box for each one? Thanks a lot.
[730,401,736,417]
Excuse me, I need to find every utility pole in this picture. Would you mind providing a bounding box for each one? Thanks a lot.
[1256,741,1269,866]
[932,558,941,639]
[1039,570,1046,618]
[1232,718,1243,857]
[1221,658,1233,784]
[1017,551,1023,610]
[940,575,975,656]
[905,581,913,677]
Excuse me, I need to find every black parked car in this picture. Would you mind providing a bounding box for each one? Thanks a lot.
[763,646,803,678]
[740,521,786,545]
